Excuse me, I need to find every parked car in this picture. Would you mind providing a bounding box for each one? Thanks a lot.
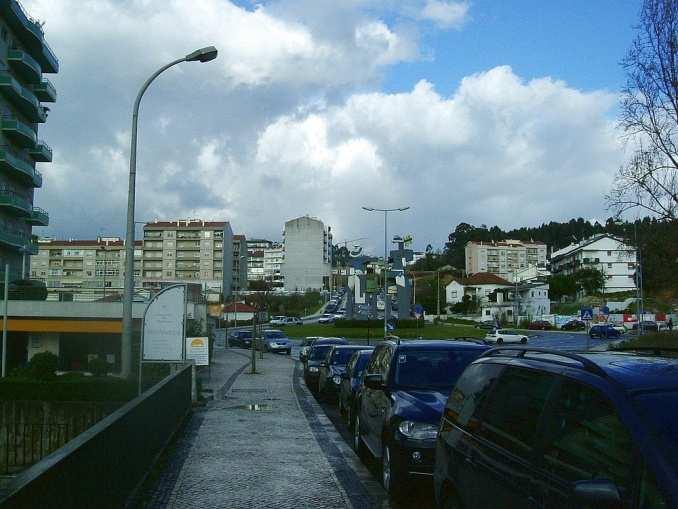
[318,313,336,324]
[299,337,323,364]
[284,317,303,326]
[269,316,287,326]
[230,330,253,349]
[528,319,553,330]
[632,320,660,333]
[303,338,349,392]
[589,323,622,339]
[484,329,528,344]
[339,348,374,426]
[317,345,371,400]
[434,347,678,509]
[475,320,497,330]
[263,330,292,355]
[560,319,585,331]
[353,339,490,497]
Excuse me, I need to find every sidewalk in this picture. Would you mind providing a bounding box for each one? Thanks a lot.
[142,348,386,508]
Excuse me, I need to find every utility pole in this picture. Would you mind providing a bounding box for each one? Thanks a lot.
[2,264,9,377]
[436,269,440,317]
[251,307,257,373]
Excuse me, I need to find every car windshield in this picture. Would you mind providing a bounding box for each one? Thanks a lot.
[394,349,482,389]
[309,345,333,361]
[354,354,372,375]
[330,348,362,365]
[633,391,678,471]
[265,331,286,340]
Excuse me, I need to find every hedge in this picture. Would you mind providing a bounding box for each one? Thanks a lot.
[0,377,138,402]
[334,319,425,329]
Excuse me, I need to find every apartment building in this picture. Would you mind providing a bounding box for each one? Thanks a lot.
[282,216,332,292]
[263,243,284,287]
[465,240,547,280]
[550,234,637,293]
[30,237,143,301]
[0,1,58,281]
[141,220,247,298]
[246,238,272,282]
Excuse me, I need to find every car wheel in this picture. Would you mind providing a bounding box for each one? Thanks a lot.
[520,337,527,344]
[382,443,405,498]
[496,338,503,344]
[353,414,366,458]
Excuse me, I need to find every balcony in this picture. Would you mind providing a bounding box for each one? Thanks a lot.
[0,229,24,249]
[0,147,41,186]
[28,140,51,162]
[0,1,58,74]
[0,188,31,215]
[26,206,48,226]
[1,117,36,148]
[7,49,41,84]
[32,78,56,102]
[0,72,45,122]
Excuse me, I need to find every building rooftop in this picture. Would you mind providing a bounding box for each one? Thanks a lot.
[464,272,513,286]
[144,220,227,229]
[550,233,632,260]
[467,239,546,248]
[36,239,143,247]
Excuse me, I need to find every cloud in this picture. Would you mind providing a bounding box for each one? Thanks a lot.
[420,0,469,29]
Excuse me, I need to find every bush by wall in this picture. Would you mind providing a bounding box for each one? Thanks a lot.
[334,319,425,329]
[27,352,58,381]
[0,378,137,402]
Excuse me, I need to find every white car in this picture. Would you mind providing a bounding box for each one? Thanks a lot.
[485,329,528,344]
[318,314,335,324]
[269,316,287,326]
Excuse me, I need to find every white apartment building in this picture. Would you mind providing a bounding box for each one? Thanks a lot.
[141,220,247,298]
[550,234,637,293]
[30,237,143,301]
[465,240,547,280]
[263,244,284,287]
[282,216,332,292]
[246,239,272,282]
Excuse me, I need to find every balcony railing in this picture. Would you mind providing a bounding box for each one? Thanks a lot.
[28,139,51,161]
[26,206,48,226]
[0,72,45,122]
[0,188,31,215]
[0,229,24,249]
[32,78,56,102]
[7,49,41,84]
[0,146,40,187]
[1,116,37,148]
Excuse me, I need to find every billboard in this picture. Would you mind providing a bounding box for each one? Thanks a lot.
[142,285,186,362]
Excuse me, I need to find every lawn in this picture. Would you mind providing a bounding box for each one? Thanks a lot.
[279,322,485,340]
[610,332,678,351]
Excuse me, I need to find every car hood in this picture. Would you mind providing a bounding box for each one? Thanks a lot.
[392,388,449,424]
[267,339,290,344]
[329,366,346,376]
[306,359,323,368]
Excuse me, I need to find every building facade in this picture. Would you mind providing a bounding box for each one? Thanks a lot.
[30,238,143,301]
[246,238,272,282]
[141,220,247,299]
[465,240,547,280]
[0,1,58,281]
[550,234,637,293]
[263,243,284,287]
[282,216,332,292]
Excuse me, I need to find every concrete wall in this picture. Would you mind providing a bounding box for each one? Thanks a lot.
[282,217,331,292]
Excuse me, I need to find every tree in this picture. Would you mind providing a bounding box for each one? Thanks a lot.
[574,268,606,296]
[608,0,678,220]
[549,274,578,300]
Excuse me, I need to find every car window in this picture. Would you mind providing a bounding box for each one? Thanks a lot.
[542,380,632,488]
[345,354,358,375]
[331,348,360,365]
[633,391,678,473]
[366,346,385,374]
[477,367,555,459]
[380,347,393,379]
[309,345,332,361]
[354,353,371,376]
[443,363,504,432]
[394,349,485,389]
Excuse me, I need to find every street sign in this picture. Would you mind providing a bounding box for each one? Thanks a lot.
[186,337,209,366]
[580,308,593,321]
[413,304,424,319]
[142,285,186,362]
[366,277,378,294]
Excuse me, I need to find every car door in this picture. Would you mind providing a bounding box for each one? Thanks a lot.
[470,366,558,508]
[533,379,635,509]
[373,346,394,457]
[341,353,358,410]
[361,345,388,454]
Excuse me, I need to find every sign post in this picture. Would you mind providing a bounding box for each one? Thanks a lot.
[138,284,187,394]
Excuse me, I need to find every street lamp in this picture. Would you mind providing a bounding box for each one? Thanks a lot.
[121,46,218,379]
[362,206,410,338]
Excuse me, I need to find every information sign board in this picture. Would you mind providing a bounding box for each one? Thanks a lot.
[186,337,209,366]
[142,285,186,361]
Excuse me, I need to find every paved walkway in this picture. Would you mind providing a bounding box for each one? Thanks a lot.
[141,348,387,508]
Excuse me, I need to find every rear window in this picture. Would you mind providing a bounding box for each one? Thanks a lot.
[331,348,362,365]
[394,349,483,389]
[634,391,678,473]
[309,345,332,360]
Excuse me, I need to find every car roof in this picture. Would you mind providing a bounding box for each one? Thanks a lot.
[387,339,490,351]
[313,338,349,345]
[479,348,678,393]
[330,345,371,350]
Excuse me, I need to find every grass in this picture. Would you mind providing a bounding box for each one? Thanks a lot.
[279,322,485,340]
[611,331,678,351]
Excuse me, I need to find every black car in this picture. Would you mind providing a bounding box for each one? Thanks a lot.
[230,330,253,349]
[561,319,585,331]
[303,338,348,393]
[317,345,371,401]
[434,347,678,509]
[338,348,374,425]
[353,339,490,497]
[633,320,659,333]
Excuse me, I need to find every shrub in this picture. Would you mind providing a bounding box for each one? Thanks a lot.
[88,357,111,377]
[334,319,383,328]
[519,319,531,329]
[28,352,58,381]
[0,378,137,401]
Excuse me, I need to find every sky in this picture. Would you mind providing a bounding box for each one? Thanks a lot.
[24,0,641,253]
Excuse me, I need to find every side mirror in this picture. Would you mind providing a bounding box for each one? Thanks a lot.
[364,373,384,390]
[573,479,621,508]
[319,361,328,367]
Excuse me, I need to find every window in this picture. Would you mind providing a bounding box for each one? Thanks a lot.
[443,363,503,432]
[542,380,632,487]
[607,251,612,256]
[485,310,491,316]
[608,263,613,268]
[478,367,555,458]
[451,291,457,298]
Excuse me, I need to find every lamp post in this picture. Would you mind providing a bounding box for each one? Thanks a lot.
[362,206,410,338]
[121,46,218,379]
